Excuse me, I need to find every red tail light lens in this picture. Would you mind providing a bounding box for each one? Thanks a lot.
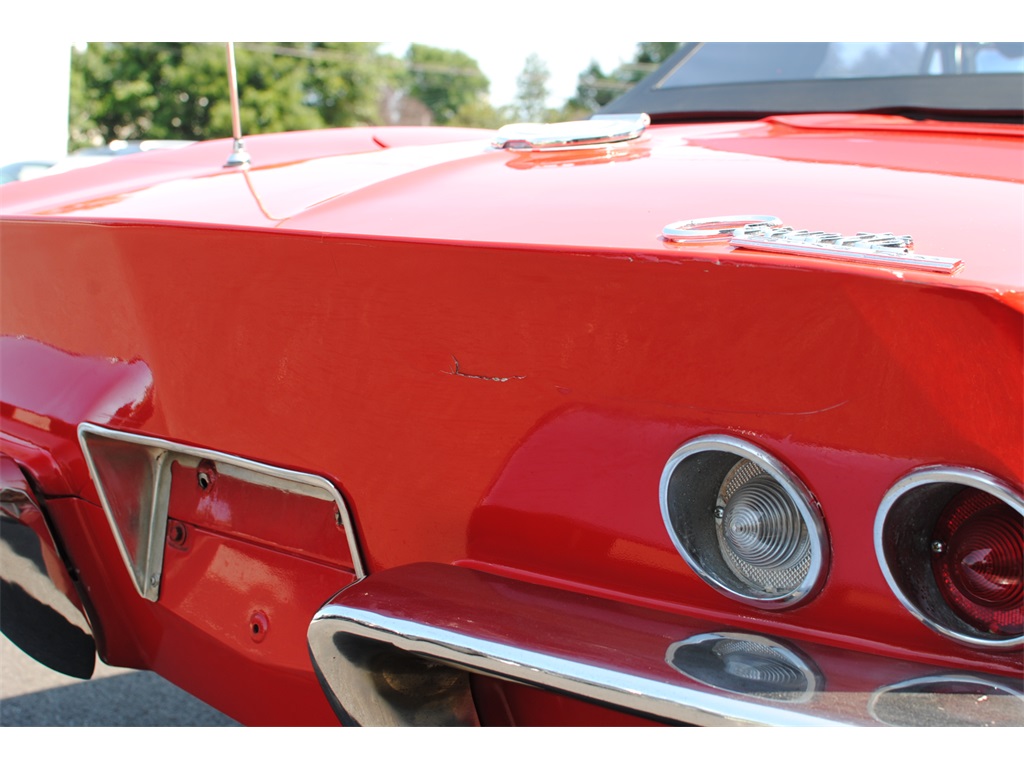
[876,468,1022,649]
[932,489,1023,637]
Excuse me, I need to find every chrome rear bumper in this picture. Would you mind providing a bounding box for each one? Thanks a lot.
[1,456,95,679]
[308,563,1023,726]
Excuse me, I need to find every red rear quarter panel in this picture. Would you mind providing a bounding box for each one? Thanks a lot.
[2,118,1021,724]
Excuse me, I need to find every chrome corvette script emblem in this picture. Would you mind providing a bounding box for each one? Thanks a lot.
[662,216,963,274]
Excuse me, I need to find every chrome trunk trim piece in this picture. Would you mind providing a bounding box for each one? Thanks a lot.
[308,563,1023,726]
[492,113,650,151]
[78,424,363,601]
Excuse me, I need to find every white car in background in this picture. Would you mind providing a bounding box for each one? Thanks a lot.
[1,140,193,184]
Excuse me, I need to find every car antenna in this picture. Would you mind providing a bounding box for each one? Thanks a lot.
[224,42,251,168]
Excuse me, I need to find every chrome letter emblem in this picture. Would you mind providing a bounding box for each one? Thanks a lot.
[662,216,963,274]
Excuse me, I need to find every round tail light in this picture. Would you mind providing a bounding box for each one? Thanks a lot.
[660,436,828,609]
[875,468,1023,650]
[932,489,1022,637]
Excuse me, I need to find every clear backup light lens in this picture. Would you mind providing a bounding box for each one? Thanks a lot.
[660,436,828,609]
[717,462,811,596]
[932,489,1023,637]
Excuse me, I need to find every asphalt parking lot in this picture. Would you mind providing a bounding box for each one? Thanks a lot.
[0,511,237,727]
[0,632,238,726]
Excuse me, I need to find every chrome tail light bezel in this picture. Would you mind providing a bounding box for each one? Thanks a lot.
[659,435,830,610]
[874,466,1023,651]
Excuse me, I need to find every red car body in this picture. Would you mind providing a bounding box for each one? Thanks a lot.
[1,46,1022,726]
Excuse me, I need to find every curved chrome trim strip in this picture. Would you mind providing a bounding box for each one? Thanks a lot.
[874,466,1023,650]
[659,435,829,609]
[492,113,649,151]
[313,608,841,727]
[308,564,858,727]
[78,423,364,601]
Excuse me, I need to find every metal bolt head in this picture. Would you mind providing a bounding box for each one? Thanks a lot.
[714,506,726,520]
[931,540,945,554]
[168,521,188,548]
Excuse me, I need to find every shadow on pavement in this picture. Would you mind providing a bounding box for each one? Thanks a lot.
[1,669,239,726]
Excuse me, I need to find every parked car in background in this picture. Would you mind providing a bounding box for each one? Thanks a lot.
[0,140,194,185]
[0,160,58,185]
[1,42,1021,726]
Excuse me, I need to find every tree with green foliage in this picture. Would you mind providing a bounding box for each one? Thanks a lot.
[288,42,404,127]
[633,43,681,70]
[561,60,620,117]
[68,43,676,150]
[69,42,402,150]
[563,42,680,117]
[403,44,490,126]
[514,53,551,122]
[450,100,515,129]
